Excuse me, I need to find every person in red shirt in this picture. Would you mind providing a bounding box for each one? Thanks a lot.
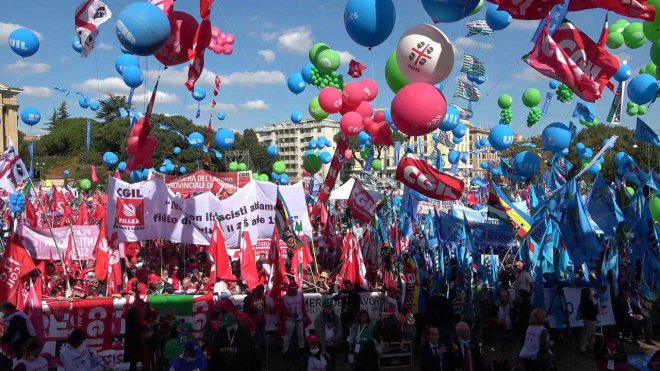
[256,260,269,287]
[161,269,180,291]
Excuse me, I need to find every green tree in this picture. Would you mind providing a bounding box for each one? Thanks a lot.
[56,101,69,121]
[46,108,58,131]
[96,94,127,123]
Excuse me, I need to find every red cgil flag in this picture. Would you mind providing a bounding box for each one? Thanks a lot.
[568,0,655,21]
[208,219,236,284]
[93,215,110,281]
[348,59,367,78]
[185,0,215,90]
[488,0,563,20]
[63,233,76,270]
[337,232,368,290]
[239,230,260,290]
[0,234,36,306]
[76,201,89,225]
[267,227,286,319]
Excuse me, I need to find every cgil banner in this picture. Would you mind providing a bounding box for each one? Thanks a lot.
[107,177,312,248]
[165,170,252,196]
[19,225,101,260]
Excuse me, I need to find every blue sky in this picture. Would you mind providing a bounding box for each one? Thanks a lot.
[0,0,653,138]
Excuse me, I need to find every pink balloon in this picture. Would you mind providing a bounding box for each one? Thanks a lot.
[391,82,447,136]
[218,33,227,43]
[225,34,236,45]
[373,110,386,122]
[362,117,375,134]
[360,78,379,102]
[211,27,222,38]
[344,150,353,159]
[372,122,393,146]
[354,101,373,118]
[339,99,359,115]
[318,87,343,113]
[222,45,233,55]
[154,11,199,66]
[342,82,364,107]
[340,111,364,137]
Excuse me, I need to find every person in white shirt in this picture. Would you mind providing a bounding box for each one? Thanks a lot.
[59,329,109,371]
[513,261,534,293]
[13,338,48,371]
[282,281,306,354]
[519,308,553,371]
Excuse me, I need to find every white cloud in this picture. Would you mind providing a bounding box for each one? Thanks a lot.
[337,51,356,65]
[21,86,52,98]
[4,60,50,74]
[187,102,238,113]
[250,15,259,22]
[98,42,113,51]
[240,100,270,110]
[148,68,285,88]
[513,67,544,82]
[510,20,540,30]
[72,77,180,104]
[277,26,313,55]
[0,22,43,45]
[134,91,180,105]
[60,55,70,63]
[258,49,276,63]
[220,70,285,86]
[453,37,494,50]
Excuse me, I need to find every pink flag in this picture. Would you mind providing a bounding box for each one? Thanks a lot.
[91,165,98,183]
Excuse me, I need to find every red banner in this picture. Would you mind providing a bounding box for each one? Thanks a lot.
[395,154,465,201]
[490,0,563,19]
[568,0,655,21]
[347,179,377,223]
[318,135,349,206]
[165,170,251,196]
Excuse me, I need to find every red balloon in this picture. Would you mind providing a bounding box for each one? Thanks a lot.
[344,150,353,159]
[360,78,379,102]
[340,111,364,137]
[130,124,145,138]
[342,82,364,106]
[372,122,393,146]
[354,101,373,117]
[391,82,447,136]
[374,110,386,122]
[362,117,376,134]
[154,11,199,66]
[143,157,154,169]
[125,158,138,172]
[318,87,343,113]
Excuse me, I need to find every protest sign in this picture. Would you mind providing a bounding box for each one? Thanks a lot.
[20,225,100,260]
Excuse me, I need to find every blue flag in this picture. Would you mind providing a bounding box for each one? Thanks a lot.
[557,180,603,266]
[587,173,621,239]
[86,120,91,150]
[28,142,34,178]
[541,219,559,273]
[394,141,401,167]
[572,102,596,122]
[635,118,660,146]
[533,257,545,309]
[541,92,552,116]
[531,0,571,41]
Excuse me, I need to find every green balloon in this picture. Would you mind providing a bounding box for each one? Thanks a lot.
[372,159,383,171]
[80,179,92,190]
[273,160,286,175]
[642,0,660,43]
[229,161,238,171]
[638,104,647,115]
[607,32,625,49]
[522,88,542,108]
[309,97,329,122]
[360,147,371,160]
[498,94,513,109]
[385,51,408,93]
[627,105,639,115]
[650,195,660,222]
[258,174,269,181]
[623,22,647,49]
[641,62,659,78]
[625,186,635,198]
[316,49,341,73]
[611,19,630,33]
[238,163,247,171]
[469,0,484,15]
[303,154,322,174]
[650,42,660,66]
[252,173,259,180]
[309,42,331,65]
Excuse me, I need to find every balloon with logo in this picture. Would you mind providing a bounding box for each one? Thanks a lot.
[421,0,480,23]
[103,152,119,167]
[267,144,278,157]
[542,122,572,153]
[287,73,307,94]
[489,124,515,151]
[192,86,206,101]
[21,108,41,126]
[116,2,171,56]
[115,54,140,75]
[391,82,447,136]
[385,51,409,93]
[608,19,629,48]
[396,24,454,85]
[279,174,290,185]
[303,154,323,174]
[316,49,341,73]
[485,4,511,30]
[309,97,329,122]
[291,111,303,124]
[448,150,460,164]
[513,151,540,178]
[340,112,364,137]
[8,28,39,57]
[229,162,239,171]
[622,22,647,48]
[215,128,235,150]
[319,87,343,113]
[344,0,396,48]
[273,161,286,175]
[452,123,467,138]
[188,132,205,149]
[614,64,632,82]
[80,179,92,190]
[154,11,199,65]
[320,151,332,164]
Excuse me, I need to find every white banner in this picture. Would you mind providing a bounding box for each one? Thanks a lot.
[19,225,100,260]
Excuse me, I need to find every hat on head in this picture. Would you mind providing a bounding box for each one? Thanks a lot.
[223,313,236,327]
[320,270,330,278]
[149,275,161,284]
[306,334,319,344]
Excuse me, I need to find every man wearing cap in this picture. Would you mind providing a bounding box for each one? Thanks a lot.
[298,334,329,371]
[282,281,309,354]
[168,340,207,371]
[318,270,332,294]
[213,313,254,369]
[513,261,534,293]
[314,299,342,371]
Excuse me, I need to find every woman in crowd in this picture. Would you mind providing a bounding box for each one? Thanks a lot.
[578,287,599,353]
[347,309,377,371]
[518,308,553,371]
[12,338,48,371]
[596,328,627,371]
[60,329,109,371]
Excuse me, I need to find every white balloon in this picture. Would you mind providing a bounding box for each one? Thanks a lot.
[396,24,454,85]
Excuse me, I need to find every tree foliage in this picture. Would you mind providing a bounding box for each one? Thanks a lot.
[96,94,127,124]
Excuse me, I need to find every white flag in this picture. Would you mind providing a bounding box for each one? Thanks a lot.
[75,0,112,57]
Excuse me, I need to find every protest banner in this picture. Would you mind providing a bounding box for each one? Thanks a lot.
[165,170,251,196]
[20,225,101,260]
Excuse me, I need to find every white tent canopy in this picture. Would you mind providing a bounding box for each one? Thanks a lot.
[329,178,383,202]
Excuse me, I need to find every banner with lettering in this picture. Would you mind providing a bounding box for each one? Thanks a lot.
[347,179,377,223]
[19,225,101,260]
[165,170,251,196]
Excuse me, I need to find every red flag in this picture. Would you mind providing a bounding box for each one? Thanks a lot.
[239,231,259,289]
[25,198,37,226]
[348,59,367,78]
[94,216,110,281]
[568,0,655,21]
[290,236,312,288]
[76,202,90,225]
[63,233,76,270]
[185,0,214,90]
[489,0,563,19]
[525,19,619,102]
[337,232,368,289]
[0,235,36,306]
[91,165,99,183]
[107,233,123,296]
[208,219,236,284]
[347,179,377,223]
[113,170,122,180]
[52,186,73,225]
[315,135,350,221]
[396,154,465,200]
[26,262,44,342]
[267,228,285,317]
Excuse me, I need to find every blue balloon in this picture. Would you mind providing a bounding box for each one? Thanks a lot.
[166,163,175,173]
[64,170,70,176]
[448,150,460,164]
[421,0,479,23]
[320,151,332,164]
[452,123,467,138]
[215,128,235,150]
[318,136,329,147]
[192,86,206,101]
[580,148,593,160]
[78,96,90,109]
[72,35,83,53]
[89,101,100,111]
[480,161,490,169]
[271,172,282,181]
[279,174,290,185]
[159,166,167,173]
[217,112,226,120]
[301,63,314,84]
[122,66,143,88]
[267,144,278,157]
[188,132,205,149]
[614,152,631,165]
[180,166,187,174]
[475,141,482,149]
[309,138,318,149]
[287,73,307,95]
[357,131,370,144]
[549,80,560,89]
[115,2,171,56]
[587,162,602,175]
[305,149,315,156]
[441,105,460,131]
[8,28,39,58]
[460,152,469,163]
[613,64,632,82]
[132,171,143,181]
[142,168,150,179]
[344,0,396,48]
[103,152,119,167]
[627,74,659,105]
[481,138,490,147]
[513,151,540,178]
[576,142,585,152]
[291,111,303,124]
[115,54,140,75]
[542,122,572,154]
[467,74,486,85]
[118,162,127,172]
[452,137,463,144]
[432,133,439,142]
[164,159,172,165]
[384,109,393,124]
[485,4,512,31]
[174,147,181,155]
[488,124,515,151]
[20,107,41,126]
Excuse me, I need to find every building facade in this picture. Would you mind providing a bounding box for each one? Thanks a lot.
[0,81,21,151]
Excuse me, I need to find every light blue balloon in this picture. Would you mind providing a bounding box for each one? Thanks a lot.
[164,159,172,165]
[588,162,602,175]
[513,151,540,178]
[542,122,572,154]
[467,74,486,85]
[452,137,463,144]
[217,112,226,120]
[344,0,396,48]
[460,152,469,163]
[452,123,467,138]
[320,151,332,164]
[549,80,560,89]
[192,86,206,101]
[301,63,314,84]
[122,65,143,88]
[613,64,632,82]
[267,144,278,157]
[448,150,460,164]
[432,133,439,141]
[287,73,307,94]
[215,128,235,150]
[20,107,41,126]
[180,166,187,174]
[271,172,282,181]
[441,105,460,131]
[488,124,515,151]
[115,54,140,75]
[188,132,205,149]
[72,35,83,53]
[142,168,150,179]
[64,170,70,176]
[291,111,303,124]
[357,131,370,144]
[118,162,127,172]
[306,150,315,156]
[159,166,167,173]
[89,101,100,111]
[384,109,393,124]
[581,148,593,159]
[318,136,329,147]
[166,163,175,172]
[132,170,143,181]
[475,141,482,149]
[309,138,318,149]
[576,142,585,152]
[279,174,290,185]
[421,0,479,23]
[174,147,181,155]
[485,4,511,31]
[8,28,39,57]
[115,2,171,56]
[627,74,659,105]
[480,161,490,169]
[103,152,119,167]
[79,96,90,109]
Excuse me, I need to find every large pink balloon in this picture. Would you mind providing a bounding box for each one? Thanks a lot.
[154,11,199,66]
[360,78,379,102]
[354,101,373,117]
[340,111,364,137]
[318,87,343,113]
[342,82,364,106]
[391,82,447,136]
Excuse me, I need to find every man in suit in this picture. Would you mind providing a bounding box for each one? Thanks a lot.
[450,322,483,371]
[420,326,449,371]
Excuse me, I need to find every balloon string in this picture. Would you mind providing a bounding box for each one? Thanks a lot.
[127,88,135,109]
